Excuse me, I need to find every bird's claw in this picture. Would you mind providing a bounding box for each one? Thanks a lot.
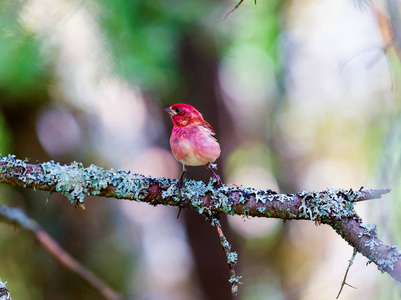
[213,174,222,187]
[209,163,218,170]
[177,179,184,194]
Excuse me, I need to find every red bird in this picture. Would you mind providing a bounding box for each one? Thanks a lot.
[164,103,222,188]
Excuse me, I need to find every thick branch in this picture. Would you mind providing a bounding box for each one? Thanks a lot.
[328,218,401,280]
[0,155,398,283]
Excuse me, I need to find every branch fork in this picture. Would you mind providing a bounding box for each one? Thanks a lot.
[0,154,397,295]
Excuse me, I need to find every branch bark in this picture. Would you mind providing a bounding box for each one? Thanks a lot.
[0,205,122,300]
[0,155,398,284]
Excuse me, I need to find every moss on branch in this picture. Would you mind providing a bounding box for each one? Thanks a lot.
[0,154,399,285]
[0,154,389,219]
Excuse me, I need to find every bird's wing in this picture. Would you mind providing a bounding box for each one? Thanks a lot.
[202,121,219,143]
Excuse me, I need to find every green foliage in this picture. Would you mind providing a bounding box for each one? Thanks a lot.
[0,1,49,98]
[96,0,215,94]
[0,114,11,154]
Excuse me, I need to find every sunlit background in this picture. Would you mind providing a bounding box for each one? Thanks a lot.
[0,0,400,299]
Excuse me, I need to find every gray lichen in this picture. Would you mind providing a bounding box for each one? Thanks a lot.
[228,275,242,294]
[0,278,11,300]
[257,206,266,213]
[227,251,238,265]
[359,223,377,238]
[0,155,152,205]
[358,223,401,271]
[298,189,359,221]
[1,154,399,291]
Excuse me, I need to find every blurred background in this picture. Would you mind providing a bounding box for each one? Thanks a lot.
[0,0,400,299]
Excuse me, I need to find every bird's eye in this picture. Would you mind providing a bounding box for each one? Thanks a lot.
[175,108,181,113]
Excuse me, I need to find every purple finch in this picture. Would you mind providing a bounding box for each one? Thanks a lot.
[164,103,222,188]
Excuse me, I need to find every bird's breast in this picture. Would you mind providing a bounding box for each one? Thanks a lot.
[170,126,220,166]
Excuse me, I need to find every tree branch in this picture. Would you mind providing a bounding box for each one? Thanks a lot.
[0,279,11,300]
[0,205,122,300]
[0,155,398,286]
[337,248,357,299]
[208,213,241,295]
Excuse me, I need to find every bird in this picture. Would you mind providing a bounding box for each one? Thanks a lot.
[164,103,222,189]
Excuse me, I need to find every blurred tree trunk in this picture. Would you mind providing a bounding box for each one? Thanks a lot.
[1,94,117,299]
[178,31,239,300]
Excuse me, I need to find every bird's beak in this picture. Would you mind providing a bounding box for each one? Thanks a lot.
[163,107,174,117]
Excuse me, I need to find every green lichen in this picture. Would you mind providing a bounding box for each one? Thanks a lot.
[358,223,401,271]
[186,179,209,196]
[228,275,242,284]
[377,245,401,271]
[220,235,230,249]
[0,155,155,205]
[298,189,358,221]
[184,180,209,208]
[276,194,292,203]
[212,191,232,214]
[210,183,241,214]
[42,161,90,203]
[0,155,36,187]
[161,183,180,200]
[0,279,7,289]
[359,223,377,238]
[227,251,238,265]
[0,278,10,298]
[228,275,242,294]
[41,161,113,203]
[255,193,267,204]
[110,170,149,201]
[257,206,266,213]
[0,154,16,171]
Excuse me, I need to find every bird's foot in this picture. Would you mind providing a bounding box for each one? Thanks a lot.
[209,163,218,170]
[212,174,222,187]
[177,167,187,195]
[206,163,222,187]
[177,178,184,194]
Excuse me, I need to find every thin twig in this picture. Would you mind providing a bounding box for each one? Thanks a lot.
[207,211,242,296]
[208,212,241,295]
[337,248,357,299]
[218,0,244,22]
[0,205,122,300]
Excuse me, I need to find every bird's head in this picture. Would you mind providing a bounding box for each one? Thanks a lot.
[163,103,204,127]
